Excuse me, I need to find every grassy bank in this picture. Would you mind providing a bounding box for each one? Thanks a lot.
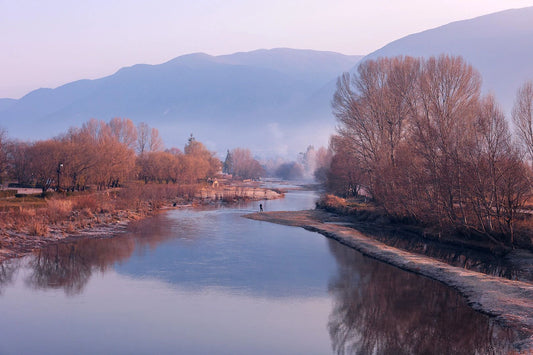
[315,194,533,254]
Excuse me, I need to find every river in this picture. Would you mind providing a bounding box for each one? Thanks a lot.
[0,186,521,354]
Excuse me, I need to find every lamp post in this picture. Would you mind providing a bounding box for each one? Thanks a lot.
[57,163,63,191]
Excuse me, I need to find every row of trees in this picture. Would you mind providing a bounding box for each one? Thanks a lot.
[0,127,8,182]
[327,55,533,245]
[221,146,332,181]
[0,119,220,190]
[138,135,220,184]
[257,146,331,180]
[223,148,264,179]
[0,117,335,191]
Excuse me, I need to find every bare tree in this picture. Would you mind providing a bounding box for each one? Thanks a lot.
[137,151,179,183]
[57,119,136,190]
[137,122,163,154]
[512,81,533,162]
[326,135,364,197]
[25,140,64,191]
[0,127,7,183]
[149,127,164,152]
[327,54,532,246]
[61,127,99,190]
[466,95,531,243]
[109,117,138,150]
[332,57,421,202]
[313,146,333,183]
[411,55,482,226]
[7,140,32,185]
[182,136,221,182]
[230,148,264,179]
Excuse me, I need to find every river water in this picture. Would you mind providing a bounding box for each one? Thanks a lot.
[0,187,521,354]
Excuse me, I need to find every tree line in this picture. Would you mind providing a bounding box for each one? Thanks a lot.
[326,55,533,246]
[0,117,336,194]
[0,118,222,190]
[221,145,331,181]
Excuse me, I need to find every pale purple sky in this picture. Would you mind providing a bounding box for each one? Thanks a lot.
[2,0,533,99]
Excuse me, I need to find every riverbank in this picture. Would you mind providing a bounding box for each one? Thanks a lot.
[246,209,533,352]
[0,182,283,263]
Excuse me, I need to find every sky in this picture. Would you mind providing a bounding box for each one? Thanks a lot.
[2,0,533,99]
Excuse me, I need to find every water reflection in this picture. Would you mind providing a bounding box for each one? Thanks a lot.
[348,223,533,282]
[2,189,329,297]
[115,208,337,298]
[21,215,179,296]
[0,259,19,295]
[326,239,518,354]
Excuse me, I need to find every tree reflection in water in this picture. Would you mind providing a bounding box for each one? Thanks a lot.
[346,224,533,282]
[0,259,19,295]
[22,214,176,296]
[326,239,518,355]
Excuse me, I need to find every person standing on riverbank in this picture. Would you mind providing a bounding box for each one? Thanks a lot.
[259,204,263,212]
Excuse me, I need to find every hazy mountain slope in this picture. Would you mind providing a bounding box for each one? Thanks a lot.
[216,48,362,83]
[0,49,361,156]
[362,7,533,112]
[0,98,16,112]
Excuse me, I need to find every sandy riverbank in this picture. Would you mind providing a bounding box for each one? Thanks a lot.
[245,209,533,352]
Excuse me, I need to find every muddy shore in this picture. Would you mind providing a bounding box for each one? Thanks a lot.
[245,209,533,352]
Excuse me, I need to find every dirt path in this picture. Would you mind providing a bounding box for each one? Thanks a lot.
[245,209,533,352]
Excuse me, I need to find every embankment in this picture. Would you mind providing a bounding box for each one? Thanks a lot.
[246,209,533,352]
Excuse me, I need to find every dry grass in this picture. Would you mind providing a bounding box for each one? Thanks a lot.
[73,194,100,212]
[79,207,94,218]
[0,197,46,211]
[316,194,350,213]
[19,207,37,218]
[28,219,49,236]
[64,222,76,233]
[46,198,73,223]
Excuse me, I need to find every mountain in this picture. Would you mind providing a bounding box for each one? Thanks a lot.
[0,49,362,157]
[0,98,16,111]
[361,7,533,113]
[3,8,533,157]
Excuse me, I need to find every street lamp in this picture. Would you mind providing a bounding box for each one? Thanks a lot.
[57,163,63,191]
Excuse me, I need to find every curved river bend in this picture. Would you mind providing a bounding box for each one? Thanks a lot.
[0,187,521,354]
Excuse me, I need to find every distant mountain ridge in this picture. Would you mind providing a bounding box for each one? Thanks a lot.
[361,6,533,112]
[0,48,362,156]
[4,7,533,156]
